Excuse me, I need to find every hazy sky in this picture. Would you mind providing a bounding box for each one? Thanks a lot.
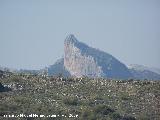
[0,0,160,70]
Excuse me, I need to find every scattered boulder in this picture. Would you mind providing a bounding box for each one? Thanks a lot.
[0,82,5,92]
[0,82,11,92]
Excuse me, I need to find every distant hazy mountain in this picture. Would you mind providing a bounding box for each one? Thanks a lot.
[128,64,160,80]
[128,64,160,74]
[0,66,16,72]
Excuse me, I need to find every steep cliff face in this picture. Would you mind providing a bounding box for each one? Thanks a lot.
[64,34,132,79]
[64,35,104,77]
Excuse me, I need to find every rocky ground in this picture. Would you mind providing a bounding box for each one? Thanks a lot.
[0,74,160,120]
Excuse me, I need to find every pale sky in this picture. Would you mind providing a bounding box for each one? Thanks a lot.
[0,0,160,70]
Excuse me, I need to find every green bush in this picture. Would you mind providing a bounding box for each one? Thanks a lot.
[120,93,130,101]
[122,116,136,120]
[14,96,31,105]
[80,108,96,120]
[110,112,121,120]
[93,105,115,115]
[63,97,78,106]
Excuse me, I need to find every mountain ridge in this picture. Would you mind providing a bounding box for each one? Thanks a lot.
[128,64,160,80]
[1,34,160,80]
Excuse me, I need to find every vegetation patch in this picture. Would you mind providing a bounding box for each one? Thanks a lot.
[0,74,159,120]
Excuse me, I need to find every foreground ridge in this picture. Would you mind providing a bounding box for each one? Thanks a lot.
[0,74,159,119]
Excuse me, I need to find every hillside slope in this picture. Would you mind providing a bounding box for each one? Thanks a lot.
[0,74,159,119]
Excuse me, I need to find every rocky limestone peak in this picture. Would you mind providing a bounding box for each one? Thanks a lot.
[64,34,132,79]
[64,34,78,45]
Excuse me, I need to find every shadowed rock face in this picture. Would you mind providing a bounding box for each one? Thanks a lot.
[0,82,5,92]
[64,34,132,79]
[47,58,70,76]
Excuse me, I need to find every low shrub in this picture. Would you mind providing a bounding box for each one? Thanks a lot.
[93,105,115,115]
[63,97,78,106]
